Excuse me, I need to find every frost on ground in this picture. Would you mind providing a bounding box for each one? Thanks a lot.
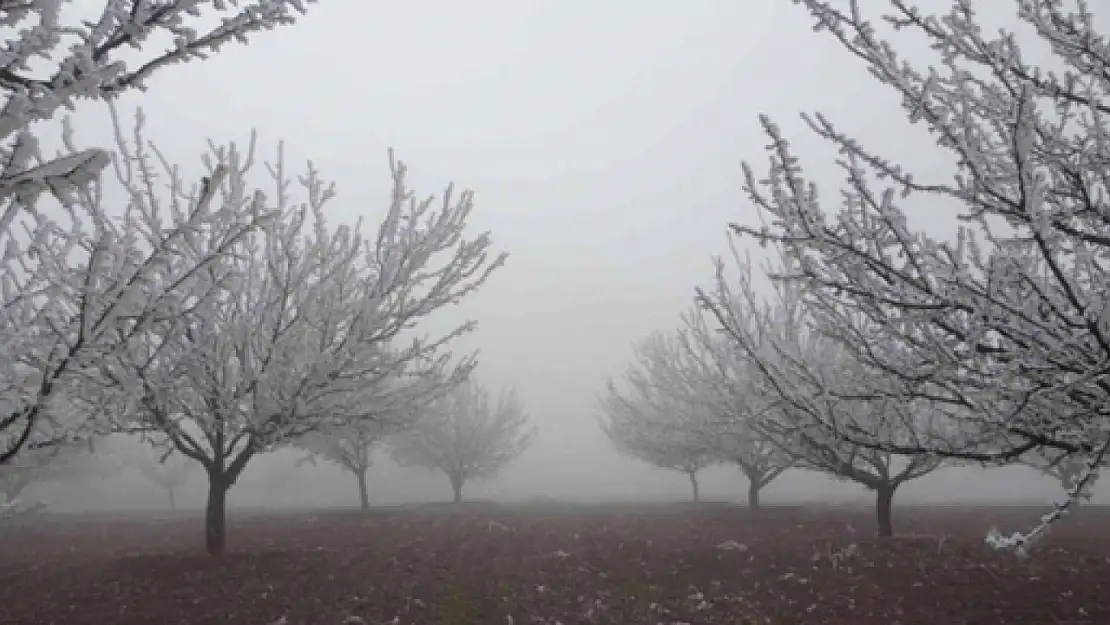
[0,503,1108,625]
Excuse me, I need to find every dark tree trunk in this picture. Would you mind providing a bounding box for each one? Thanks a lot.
[168,485,176,512]
[356,468,369,511]
[875,484,895,538]
[747,479,760,510]
[688,471,700,502]
[449,473,464,503]
[198,441,254,556]
[205,475,229,555]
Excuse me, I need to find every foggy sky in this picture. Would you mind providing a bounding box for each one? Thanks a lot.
[42,1,1094,508]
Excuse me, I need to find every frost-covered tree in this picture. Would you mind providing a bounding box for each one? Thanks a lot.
[0,0,318,466]
[107,140,506,554]
[598,385,717,502]
[700,249,944,537]
[296,420,390,511]
[699,0,1110,555]
[295,359,454,511]
[391,380,534,503]
[599,326,789,506]
[675,312,793,509]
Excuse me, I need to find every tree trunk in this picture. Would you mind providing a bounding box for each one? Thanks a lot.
[688,471,700,502]
[356,468,370,511]
[168,485,176,512]
[875,484,895,538]
[747,479,760,510]
[449,473,465,503]
[205,476,229,555]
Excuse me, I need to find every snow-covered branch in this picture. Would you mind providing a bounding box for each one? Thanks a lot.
[0,0,317,202]
[0,0,319,465]
[706,0,1110,554]
[0,104,274,465]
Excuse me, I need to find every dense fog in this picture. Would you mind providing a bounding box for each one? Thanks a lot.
[26,434,1092,514]
[10,0,1106,516]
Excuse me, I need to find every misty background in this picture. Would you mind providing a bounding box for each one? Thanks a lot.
[27,1,1099,512]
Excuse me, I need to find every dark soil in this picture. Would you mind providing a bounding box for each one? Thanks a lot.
[0,503,1107,624]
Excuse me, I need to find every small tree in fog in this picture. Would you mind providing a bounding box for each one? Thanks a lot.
[699,251,944,537]
[0,0,316,467]
[295,363,451,511]
[599,334,723,502]
[600,325,789,507]
[130,451,197,512]
[391,381,535,503]
[712,427,789,510]
[297,420,389,511]
[598,386,717,502]
[108,138,505,555]
[676,312,793,508]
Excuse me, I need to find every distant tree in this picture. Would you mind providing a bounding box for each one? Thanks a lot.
[699,250,944,537]
[0,0,318,467]
[712,426,789,510]
[599,334,728,503]
[391,381,535,503]
[675,311,794,509]
[295,359,450,511]
[106,139,505,555]
[600,321,791,508]
[598,389,717,502]
[130,451,197,512]
[297,420,389,511]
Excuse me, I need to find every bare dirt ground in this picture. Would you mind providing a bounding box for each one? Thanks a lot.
[0,502,1107,624]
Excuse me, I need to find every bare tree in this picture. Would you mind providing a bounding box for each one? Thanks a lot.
[709,424,788,510]
[0,1,317,466]
[698,0,1110,554]
[107,138,506,554]
[601,318,792,508]
[598,381,718,502]
[700,250,944,537]
[676,312,794,509]
[297,420,388,511]
[391,380,535,504]
[600,328,781,505]
[295,360,450,511]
